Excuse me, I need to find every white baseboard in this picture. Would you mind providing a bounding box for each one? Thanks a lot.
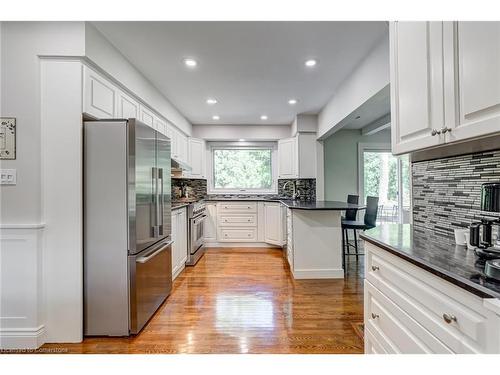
[204,242,282,248]
[0,325,46,350]
[291,268,345,279]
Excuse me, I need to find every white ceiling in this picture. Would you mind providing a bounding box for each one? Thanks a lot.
[342,85,390,130]
[93,21,388,126]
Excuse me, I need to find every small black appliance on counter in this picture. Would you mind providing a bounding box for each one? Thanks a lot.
[471,182,500,280]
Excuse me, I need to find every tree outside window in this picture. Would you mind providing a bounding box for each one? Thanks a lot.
[213,148,273,191]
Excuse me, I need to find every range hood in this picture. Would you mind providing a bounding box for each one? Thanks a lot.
[171,157,192,172]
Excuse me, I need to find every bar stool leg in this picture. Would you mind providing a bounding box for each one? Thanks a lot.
[342,227,346,269]
[345,229,350,258]
[354,229,358,261]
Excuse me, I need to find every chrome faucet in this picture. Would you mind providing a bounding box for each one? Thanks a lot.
[283,180,300,200]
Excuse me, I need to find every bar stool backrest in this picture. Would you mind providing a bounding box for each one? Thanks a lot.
[345,194,359,221]
[364,196,379,228]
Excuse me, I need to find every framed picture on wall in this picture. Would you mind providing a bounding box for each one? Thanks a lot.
[0,117,16,160]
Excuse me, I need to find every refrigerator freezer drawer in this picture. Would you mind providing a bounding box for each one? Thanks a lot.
[129,239,173,334]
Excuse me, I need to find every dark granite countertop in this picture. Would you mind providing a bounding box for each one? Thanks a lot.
[204,197,366,211]
[172,202,189,210]
[360,224,500,299]
[203,196,288,202]
[279,200,366,211]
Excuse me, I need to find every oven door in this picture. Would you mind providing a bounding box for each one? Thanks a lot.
[190,214,207,254]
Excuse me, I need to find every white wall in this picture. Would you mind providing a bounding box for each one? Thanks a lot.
[0,21,194,349]
[84,23,192,135]
[318,35,389,139]
[0,22,86,225]
[192,124,291,141]
[0,22,87,349]
[323,129,391,201]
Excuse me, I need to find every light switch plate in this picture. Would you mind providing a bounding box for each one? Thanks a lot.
[0,169,17,185]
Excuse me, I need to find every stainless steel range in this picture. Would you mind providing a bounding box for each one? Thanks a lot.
[186,200,207,266]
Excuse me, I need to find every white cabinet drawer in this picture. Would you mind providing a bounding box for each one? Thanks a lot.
[219,228,257,242]
[218,214,257,227]
[364,325,390,354]
[365,243,500,353]
[365,280,453,354]
[218,202,257,213]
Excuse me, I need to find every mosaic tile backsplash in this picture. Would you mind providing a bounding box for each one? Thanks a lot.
[172,178,207,201]
[205,179,316,201]
[278,178,316,201]
[412,149,500,236]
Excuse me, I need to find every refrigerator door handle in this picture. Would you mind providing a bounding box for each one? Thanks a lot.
[158,167,164,236]
[151,167,159,238]
[136,240,174,264]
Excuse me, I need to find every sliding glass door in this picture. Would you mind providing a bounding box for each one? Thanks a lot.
[359,145,411,224]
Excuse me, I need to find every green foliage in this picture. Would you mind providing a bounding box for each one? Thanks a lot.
[213,149,272,190]
[364,152,410,205]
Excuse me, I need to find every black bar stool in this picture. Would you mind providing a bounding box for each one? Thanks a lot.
[341,194,358,269]
[342,196,379,269]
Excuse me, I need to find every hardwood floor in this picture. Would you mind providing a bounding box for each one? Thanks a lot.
[43,248,365,354]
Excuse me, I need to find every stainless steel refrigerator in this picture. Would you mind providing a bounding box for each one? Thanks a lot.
[84,119,172,336]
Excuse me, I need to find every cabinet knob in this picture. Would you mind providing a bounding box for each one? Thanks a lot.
[442,313,457,324]
[371,265,379,271]
[440,127,452,134]
[248,219,251,222]
[431,129,441,136]
[371,313,379,319]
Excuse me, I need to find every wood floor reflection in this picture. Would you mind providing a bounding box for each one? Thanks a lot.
[43,248,364,354]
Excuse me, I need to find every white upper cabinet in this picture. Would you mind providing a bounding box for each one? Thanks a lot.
[186,138,206,178]
[445,22,500,143]
[391,21,500,155]
[83,66,118,119]
[278,133,317,178]
[278,137,298,178]
[139,104,155,129]
[117,90,139,119]
[155,117,167,136]
[390,22,445,155]
[83,63,191,159]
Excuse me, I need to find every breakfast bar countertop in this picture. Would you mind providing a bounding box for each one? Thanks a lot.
[360,224,500,299]
[278,200,366,211]
[203,197,366,211]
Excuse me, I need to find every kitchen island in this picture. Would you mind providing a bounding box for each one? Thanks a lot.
[203,197,365,279]
[282,200,365,279]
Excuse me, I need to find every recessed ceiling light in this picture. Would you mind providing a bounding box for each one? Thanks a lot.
[239,139,246,142]
[288,99,298,105]
[183,58,197,68]
[212,115,220,120]
[260,115,268,121]
[305,59,317,67]
[206,98,218,105]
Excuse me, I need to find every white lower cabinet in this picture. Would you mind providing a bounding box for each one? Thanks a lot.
[204,202,217,243]
[263,202,285,246]
[171,207,187,280]
[205,201,286,246]
[286,208,293,268]
[364,242,500,354]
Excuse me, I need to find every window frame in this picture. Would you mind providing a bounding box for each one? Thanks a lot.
[208,142,278,195]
